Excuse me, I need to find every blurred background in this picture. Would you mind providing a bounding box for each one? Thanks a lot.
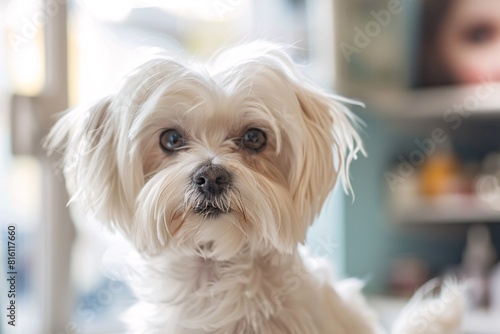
[1,0,500,333]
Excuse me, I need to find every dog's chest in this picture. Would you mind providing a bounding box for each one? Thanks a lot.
[129,252,324,334]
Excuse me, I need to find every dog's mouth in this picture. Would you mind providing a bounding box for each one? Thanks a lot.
[193,204,230,218]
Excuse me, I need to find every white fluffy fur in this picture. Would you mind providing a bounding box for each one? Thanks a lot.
[46,42,464,333]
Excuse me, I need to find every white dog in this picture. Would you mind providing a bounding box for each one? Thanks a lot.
[47,42,465,333]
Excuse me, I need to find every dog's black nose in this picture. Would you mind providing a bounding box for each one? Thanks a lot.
[192,164,231,196]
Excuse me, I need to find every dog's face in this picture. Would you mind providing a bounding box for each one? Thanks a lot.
[47,43,364,260]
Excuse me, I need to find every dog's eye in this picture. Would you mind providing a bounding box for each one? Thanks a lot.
[242,128,266,151]
[160,129,185,152]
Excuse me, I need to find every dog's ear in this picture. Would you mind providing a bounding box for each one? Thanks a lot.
[290,79,365,226]
[45,97,136,235]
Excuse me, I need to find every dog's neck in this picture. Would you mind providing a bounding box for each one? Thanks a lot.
[128,246,321,333]
[134,246,302,296]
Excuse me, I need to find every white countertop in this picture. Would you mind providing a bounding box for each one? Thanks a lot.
[369,296,500,334]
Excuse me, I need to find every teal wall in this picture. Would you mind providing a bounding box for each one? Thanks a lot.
[343,107,395,292]
[307,184,346,277]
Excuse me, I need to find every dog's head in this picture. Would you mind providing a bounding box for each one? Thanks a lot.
[46,42,364,260]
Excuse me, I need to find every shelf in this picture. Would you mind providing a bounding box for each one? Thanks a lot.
[341,83,500,119]
[391,194,500,224]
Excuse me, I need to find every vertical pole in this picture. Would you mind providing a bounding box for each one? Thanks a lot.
[37,1,74,333]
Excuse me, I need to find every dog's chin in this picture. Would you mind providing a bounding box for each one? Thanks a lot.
[177,209,250,261]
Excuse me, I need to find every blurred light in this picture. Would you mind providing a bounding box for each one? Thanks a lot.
[137,0,250,22]
[77,0,250,23]
[77,0,134,22]
[3,0,45,95]
[7,38,45,95]
[9,156,42,231]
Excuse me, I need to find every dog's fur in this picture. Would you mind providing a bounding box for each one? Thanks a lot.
[47,42,464,333]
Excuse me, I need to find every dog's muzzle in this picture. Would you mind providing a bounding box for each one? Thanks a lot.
[192,164,232,217]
